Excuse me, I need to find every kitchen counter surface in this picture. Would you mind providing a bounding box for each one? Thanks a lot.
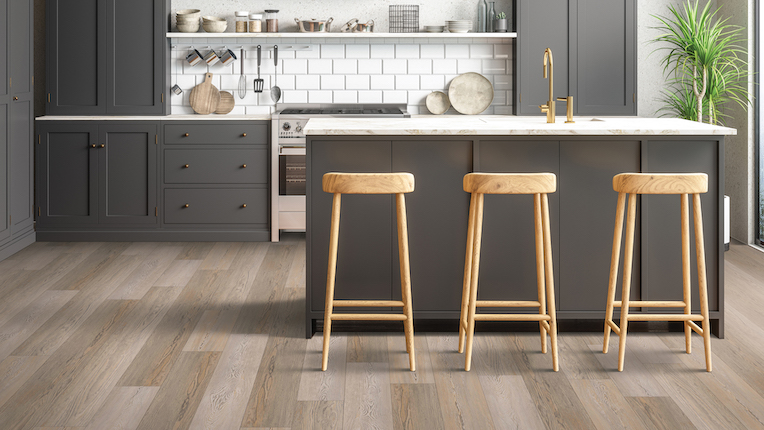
[36,114,272,121]
[303,115,737,136]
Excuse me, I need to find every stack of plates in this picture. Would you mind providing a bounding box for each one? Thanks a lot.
[446,20,473,33]
[424,25,445,33]
[176,9,201,33]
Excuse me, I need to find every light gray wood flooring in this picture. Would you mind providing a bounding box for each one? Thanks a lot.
[0,235,763,429]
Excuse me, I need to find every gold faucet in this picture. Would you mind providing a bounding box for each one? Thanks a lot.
[539,48,555,123]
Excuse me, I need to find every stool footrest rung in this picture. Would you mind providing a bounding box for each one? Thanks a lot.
[625,314,704,322]
[474,313,551,322]
[688,320,704,335]
[614,300,687,308]
[540,320,551,331]
[606,319,621,335]
[475,300,541,308]
[332,300,405,307]
[330,313,408,321]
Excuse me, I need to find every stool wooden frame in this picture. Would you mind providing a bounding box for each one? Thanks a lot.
[603,173,712,372]
[458,172,559,372]
[321,172,417,372]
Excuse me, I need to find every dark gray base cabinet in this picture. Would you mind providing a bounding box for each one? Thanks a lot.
[306,136,724,338]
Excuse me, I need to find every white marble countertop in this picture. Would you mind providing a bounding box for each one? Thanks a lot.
[35,114,272,121]
[303,115,737,136]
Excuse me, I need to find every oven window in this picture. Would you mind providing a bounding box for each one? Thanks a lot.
[279,155,306,195]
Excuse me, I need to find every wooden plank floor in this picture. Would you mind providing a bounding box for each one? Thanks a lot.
[0,236,763,429]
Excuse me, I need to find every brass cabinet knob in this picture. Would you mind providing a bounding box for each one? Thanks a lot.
[184,204,189,208]
[184,164,189,168]
[91,144,96,148]
[242,164,247,168]
[242,133,247,137]
[100,144,105,148]
[242,204,247,208]
[184,133,189,137]
[13,96,18,101]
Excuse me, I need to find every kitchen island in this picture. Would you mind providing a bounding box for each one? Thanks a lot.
[303,116,736,338]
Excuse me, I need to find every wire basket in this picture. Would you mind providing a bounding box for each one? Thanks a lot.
[389,5,419,33]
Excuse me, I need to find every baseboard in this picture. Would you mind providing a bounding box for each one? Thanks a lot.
[35,230,270,242]
[0,230,36,261]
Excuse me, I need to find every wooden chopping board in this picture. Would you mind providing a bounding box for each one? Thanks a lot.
[215,91,235,114]
[189,73,221,115]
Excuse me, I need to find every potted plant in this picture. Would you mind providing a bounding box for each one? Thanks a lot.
[652,0,750,125]
[495,12,508,32]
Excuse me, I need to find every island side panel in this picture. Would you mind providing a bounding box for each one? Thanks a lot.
[477,140,561,311]
[391,140,473,313]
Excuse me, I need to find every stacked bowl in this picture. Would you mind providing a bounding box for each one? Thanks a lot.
[424,25,445,33]
[202,16,227,33]
[176,9,200,33]
[446,20,473,33]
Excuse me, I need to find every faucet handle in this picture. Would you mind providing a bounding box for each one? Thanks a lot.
[556,96,575,123]
[539,104,549,113]
[556,96,570,102]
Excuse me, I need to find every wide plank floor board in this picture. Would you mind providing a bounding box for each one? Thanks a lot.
[0,239,761,430]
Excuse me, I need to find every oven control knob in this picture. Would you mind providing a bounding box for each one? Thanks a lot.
[282,122,291,131]
[295,124,303,133]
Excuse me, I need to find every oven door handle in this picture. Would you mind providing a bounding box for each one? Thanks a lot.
[279,146,306,155]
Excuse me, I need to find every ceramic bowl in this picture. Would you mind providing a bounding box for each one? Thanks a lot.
[177,23,200,33]
[176,9,201,16]
[202,21,227,33]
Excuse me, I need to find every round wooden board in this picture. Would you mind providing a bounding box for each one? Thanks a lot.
[426,91,450,115]
[448,72,494,115]
[215,91,235,114]
[189,73,221,115]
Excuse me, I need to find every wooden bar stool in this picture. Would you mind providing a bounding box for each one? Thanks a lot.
[458,172,559,372]
[321,172,416,372]
[603,173,712,372]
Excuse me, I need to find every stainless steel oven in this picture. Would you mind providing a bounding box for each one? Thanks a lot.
[271,104,410,242]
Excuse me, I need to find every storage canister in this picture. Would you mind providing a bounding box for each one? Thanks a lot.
[249,13,263,32]
[235,11,249,32]
[265,10,279,32]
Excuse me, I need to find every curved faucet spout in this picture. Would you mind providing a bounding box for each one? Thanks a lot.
[540,48,555,123]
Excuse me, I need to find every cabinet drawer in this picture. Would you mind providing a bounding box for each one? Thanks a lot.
[165,149,268,184]
[164,188,268,224]
[164,124,268,145]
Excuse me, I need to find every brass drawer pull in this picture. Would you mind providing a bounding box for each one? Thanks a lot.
[242,164,247,168]
[242,204,247,208]
[13,96,18,101]
[91,144,96,148]
[242,133,247,137]
[184,164,190,168]
[184,204,189,208]
[100,144,105,148]
[184,133,189,137]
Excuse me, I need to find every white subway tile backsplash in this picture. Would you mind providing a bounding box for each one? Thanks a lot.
[296,75,320,90]
[276,75,296,90]
[420,75,446,90]
[445,44,470,58]
[482,59,506,74]
[470,44,493,59]
[383,59,407,74]
[246,106,273,115]
[370,44,395,58]
[358,59,382,74]
[321,44,345,58]
[358,91,383,103]
[334,91,358,103]
[296,46,320,59]
[175,75,196,91]
[494,44,512,59]
[371,75,395,90]
[345,44,370,59]
[309,90,333,103]
[493,90,507,105]
[284,90,308,103]
[308,59,333,74]
[408,90,432,105]
[219,75,240,91]
[321,75,345,90]
[396,44,420,58]
[383,91,408,103]
[494,74,512,90]
[283,59,308,75]
[457,59,482,74]
[432,59,457,74]
[396,75,420,90]
[346,75,370,90]
[420,44,445,59]
[334,59,358,74]
[408,59,432,75]
[494,106,513,115]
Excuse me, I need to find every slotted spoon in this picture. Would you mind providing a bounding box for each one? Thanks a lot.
[254,45,264,93]
[238,49,246,99]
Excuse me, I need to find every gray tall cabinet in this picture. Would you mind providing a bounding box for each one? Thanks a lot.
[0,0,35,260]
[515,0,636,116]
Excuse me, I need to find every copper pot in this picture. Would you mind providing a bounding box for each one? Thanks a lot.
[294,17,333,32]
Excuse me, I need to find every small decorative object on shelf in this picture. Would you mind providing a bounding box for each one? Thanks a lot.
[487,1,495,32]
[477,0,487,32]
[495,12,507,32]
[389,5,419,32]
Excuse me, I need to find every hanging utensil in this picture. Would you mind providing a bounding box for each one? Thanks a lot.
[270,45,281,103]
[254,45,264,93]
[238,49,246,99]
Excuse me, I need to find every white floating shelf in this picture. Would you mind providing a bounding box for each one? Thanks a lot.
[166,32,517,39]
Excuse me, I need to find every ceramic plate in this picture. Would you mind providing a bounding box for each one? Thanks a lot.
[426,91,451,115]
[448,72,494,115]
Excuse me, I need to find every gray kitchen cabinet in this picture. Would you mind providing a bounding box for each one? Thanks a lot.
[515,0,636,116]
[0,0,35,261]
[46,0,168,115]
[36,121,159,228]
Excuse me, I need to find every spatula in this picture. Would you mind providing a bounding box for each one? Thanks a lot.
[254,45,264,93]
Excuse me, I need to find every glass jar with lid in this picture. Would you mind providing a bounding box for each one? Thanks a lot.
[249,13,263,33]
[264,9,279,32]
[235,11,249,32]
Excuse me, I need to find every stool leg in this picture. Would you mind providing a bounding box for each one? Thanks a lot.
[464,193,485,372]
[541,193,559,372]
[617,193,638,372]
[681,194,692,354]
[604,192,626,354]
[693,194,712,372]
[534,194,548,354]
[322,193,342,372]
[396,193,416,371]
[459,192,478,354]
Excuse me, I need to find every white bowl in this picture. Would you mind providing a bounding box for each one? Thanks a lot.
[202,16,226,22]
[176,17,199,24]
[177,23,200,33]
[176,9,200,16]
[202,21,227,33]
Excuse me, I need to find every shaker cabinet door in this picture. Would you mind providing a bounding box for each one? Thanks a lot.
[9,0,33,96]
[0,105,8,242]
[9,98,33,234]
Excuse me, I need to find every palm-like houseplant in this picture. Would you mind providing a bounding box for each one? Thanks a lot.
[652,0,749,125]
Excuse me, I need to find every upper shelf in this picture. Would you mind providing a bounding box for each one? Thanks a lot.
[166,32,517,39]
